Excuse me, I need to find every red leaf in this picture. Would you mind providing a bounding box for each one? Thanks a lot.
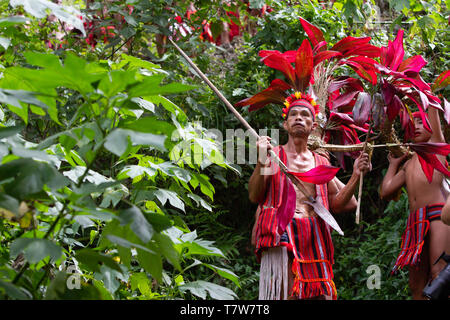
[260,52,296,87]
[342,59,378,85]
[386,29,405,71]
[299,17,325,48]
[432,70,450,92]
[235,79,289,110]
[352,92,371,126]
[416,151,450,183]
[328,77,364,93]
[294,39,313,91]
[409,142,450,156]
[343,43,381,58]
[397,55,427,74]
[313,41,328,55]
[313,50,342,66]
[287,165,340,184]
[332,90,360,110]
[386,95,403,122]
[331,36,371,55]
[417,153,435,183]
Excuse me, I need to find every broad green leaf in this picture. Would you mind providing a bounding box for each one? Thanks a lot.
[10,238,63,264]
[0,125,21,139]
[0,16,29,28]
[179,280,237,300]
[0,280,31,300]
[187,193,212,212]
[0,193,20,216]
[150,188,185,213]
[0,89,48,123]
[136,248,163,283]
[153,232,180,271]
[121,53,161,71]
[0,158,69,199]
[98,70,136,98]
[120,116,175,136]
[104,128,167,157]
[202,262,240,287]
[118,206,154,243]
[144,95,187,122]
[106,234,155,254]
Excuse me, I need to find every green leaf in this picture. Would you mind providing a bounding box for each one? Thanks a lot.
[104,128,167,157]
[106,234,155,254]
[136,248,163,283]
[0,158,69,199]
[179,280,237,300]
[10,238,63,264]
[202,262,240,287]
[128,75,196,97]
[0,16,29,28]
[150,188,185,212]
[75,248,122,273]
[0,89,48,123]
[120,116,175,136]
[0,280,31,300]
[0,193,20,216]
[118,206,154,243]
[153,232,180,271]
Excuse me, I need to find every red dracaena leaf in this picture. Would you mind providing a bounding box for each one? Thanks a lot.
[398,55,427,74]
[386,94,403,122]
[417,153,435,183]
[328,77,364,93]
[381,79,396,105]
[277,177,296,235]
[416,151,450,183]
[342,60,378,85]
[299,17,325,48]
[260,52,296,87]
[385,29,405,71]
[295,39,313,91]
[331,37,371,55]
[352,91,371,126]
[313,50,342,66]
[343,43,381,58]
[313,41,328,55]
[401,108,415,142]
[409,142,450,156]
[332,90,360,110]
[432,70,450,92]
[287,165,340,184]
[235,81,288,110]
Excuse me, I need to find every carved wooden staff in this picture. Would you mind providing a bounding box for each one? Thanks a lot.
[169,37,344,235]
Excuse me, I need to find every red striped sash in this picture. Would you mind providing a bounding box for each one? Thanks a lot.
[392,203,444,274]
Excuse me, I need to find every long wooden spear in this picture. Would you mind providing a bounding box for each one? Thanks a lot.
[168,37,344,235]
